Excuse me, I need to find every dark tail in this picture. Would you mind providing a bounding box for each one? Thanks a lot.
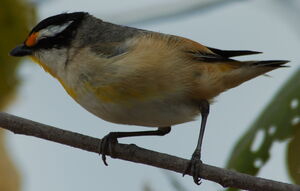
[223,60,290,90]
[248,60,290,68]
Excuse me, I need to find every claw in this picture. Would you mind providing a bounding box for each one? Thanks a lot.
[183,152,202,185]
[99,133,118,166]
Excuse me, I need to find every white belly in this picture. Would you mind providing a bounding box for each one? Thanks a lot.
[77,92,200,127]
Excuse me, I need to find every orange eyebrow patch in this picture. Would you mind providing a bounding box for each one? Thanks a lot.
[25,32,39,47]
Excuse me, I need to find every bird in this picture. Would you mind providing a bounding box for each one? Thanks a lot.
[10,12,288,184]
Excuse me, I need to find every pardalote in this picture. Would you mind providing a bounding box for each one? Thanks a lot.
[10,12,288,184]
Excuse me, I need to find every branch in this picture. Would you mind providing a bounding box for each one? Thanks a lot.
[0,112,298,191]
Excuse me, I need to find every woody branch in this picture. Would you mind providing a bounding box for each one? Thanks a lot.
[0,112,299,191]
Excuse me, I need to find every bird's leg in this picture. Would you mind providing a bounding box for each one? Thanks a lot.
[183,100,209,185]
[99,126,171,166]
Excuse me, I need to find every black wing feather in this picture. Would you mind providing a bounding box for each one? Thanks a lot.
[207,47,262,58]
[186,50,235,62]
[187,47,262,62]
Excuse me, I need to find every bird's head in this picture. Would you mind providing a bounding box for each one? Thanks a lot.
[10,12,88,75]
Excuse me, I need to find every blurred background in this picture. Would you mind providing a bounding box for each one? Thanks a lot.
[1,0,300,190]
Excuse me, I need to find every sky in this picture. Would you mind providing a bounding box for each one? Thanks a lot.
[6,0,300,191]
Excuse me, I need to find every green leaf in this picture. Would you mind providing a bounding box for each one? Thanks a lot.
[287,124,300,184]
[226,68,300,189]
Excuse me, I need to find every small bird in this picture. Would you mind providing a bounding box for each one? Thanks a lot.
[10,12,288,184]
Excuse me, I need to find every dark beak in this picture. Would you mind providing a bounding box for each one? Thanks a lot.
[10,45,33,57]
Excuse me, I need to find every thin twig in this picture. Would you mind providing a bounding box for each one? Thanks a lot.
[0,112,299,191]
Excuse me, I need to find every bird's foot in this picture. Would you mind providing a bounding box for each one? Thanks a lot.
[183,152,203,185]
[99,132,119,166]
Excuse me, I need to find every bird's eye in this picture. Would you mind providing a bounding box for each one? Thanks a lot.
[25,20,73,47]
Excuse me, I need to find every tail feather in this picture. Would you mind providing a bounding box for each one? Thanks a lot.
[248,60,290,68]
[223,60,289,90]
